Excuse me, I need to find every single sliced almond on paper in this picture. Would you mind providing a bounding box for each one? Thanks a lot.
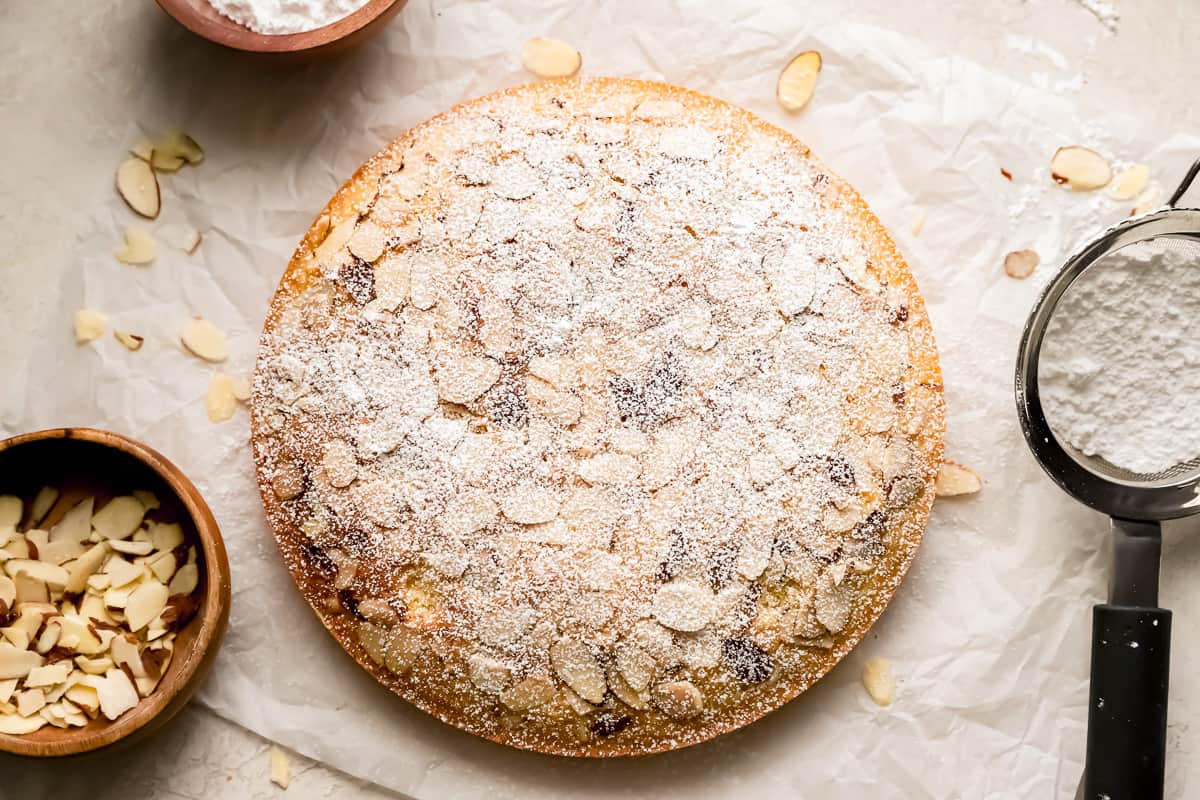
[1050,146,1112,191]
[230,376,251,402]
[150,148,186,173]
[1107,163,1150,201]
[911,210,925,237]
[206,374,238,422]
[270,745,291,789]
[115,157,161,219]
[114,228,157,265]
[160,223,203,254]
[113,331,145,351]
[777,50,822,112]
[1003,249,1040,279]
[862,657,896,706]
[521,37,582,79]
[74,309,106,344]
[181,317,228,362]
[935,461,982,497]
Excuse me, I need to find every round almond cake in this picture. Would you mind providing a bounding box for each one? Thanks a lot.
[250,77,944,756]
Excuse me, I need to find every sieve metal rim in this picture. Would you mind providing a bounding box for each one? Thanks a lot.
[1015,159,1200,521]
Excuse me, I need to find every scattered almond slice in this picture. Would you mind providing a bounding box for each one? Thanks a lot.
[231,377,252,402]
[1108,164,1150,201]
[114,331,145,351]
[115,157,161,219]
[1131,186,1164,216]
[207,374,239,423]
[150,148,186,174]
[159,223,203,254]
[74,309,107,344]
[911,210,925,237]
[1003,249,1040,279]
[181,317,228,363]
[776,50,822,112]
[935,461,982,497]
[521,37,582,79]
[130,139,154,162]
[270,745,292,789]
[1050,146,1112,192]
[157,131,204,167]
[114,228,157,266]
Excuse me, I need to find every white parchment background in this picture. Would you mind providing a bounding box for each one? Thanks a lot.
[3,0,1200,797]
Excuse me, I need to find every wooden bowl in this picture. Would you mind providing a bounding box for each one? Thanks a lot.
[0,428,231,757]
[154,0,407,57]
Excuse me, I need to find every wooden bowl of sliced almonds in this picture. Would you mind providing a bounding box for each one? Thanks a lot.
[0,428,230,757]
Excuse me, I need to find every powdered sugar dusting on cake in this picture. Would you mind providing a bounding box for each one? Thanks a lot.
[251,78,942,755]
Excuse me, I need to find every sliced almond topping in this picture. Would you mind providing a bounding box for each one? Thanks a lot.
[862,657,896,706]
[576,452,641,486]
[467,652,512,694]
[113,331,145,351]
[652,680,704,720]
[74,309,107,344]
[1050,146,1112,191]
[0,643,43,680]
[521,37,582,79]
[652,580,715,632]
[776,50,822,112]
[321,439,358,488]
[499,674,557,713]
[115,157,161,219]
[498,484,560,525]
[124,581,169,632]
[270,745,291,789]
[206,374,239,423]
[1003,249,1040,279]
[550,637,607,704]
[114,228,157,265]
[435,355,501,404]
[181,317,228,363]
[1107,163,1150,201]
[935,460,982,496]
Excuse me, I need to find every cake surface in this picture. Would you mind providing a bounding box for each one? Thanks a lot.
[250,77,944,756]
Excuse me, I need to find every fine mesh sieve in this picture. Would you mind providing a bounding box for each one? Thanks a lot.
[1014,157,1200,799]
[1038,234,1200,487]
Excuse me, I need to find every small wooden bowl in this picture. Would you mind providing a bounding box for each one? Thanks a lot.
[0,428,231,757]
[154,0,407,57]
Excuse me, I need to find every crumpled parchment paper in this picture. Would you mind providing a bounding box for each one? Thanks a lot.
[9,0,1200,796]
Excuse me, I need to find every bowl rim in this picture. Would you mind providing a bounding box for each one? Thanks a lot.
[0,427,231,757]
[154,0,403,54]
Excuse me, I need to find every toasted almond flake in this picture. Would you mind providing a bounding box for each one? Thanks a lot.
[93,496,146,541]
[124,581,169,632]
[167,562,198,596]
[777,50,822,112]
[550,637,607,704]
[28,487,57,528]
[108,332,145,355]
[652,680,704,720]
[862,657,896,706]
[1003,249,1040,279]
[321,439,358,488]
[116,157,160,218]
[500,674,556,713]
[1050,146,1112,191]
[96,668,139,720]
[652,580,715,632]
[181,317,228,362]
[74,309,106,344]
[1107,163,1150,201]
[521,37,582,79]
[207,373,239,422]
[498,484,560,525]
[114,228,157,265]
[935,460,982,496]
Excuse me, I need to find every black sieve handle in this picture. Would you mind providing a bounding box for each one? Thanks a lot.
[1084,604,1171,799]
